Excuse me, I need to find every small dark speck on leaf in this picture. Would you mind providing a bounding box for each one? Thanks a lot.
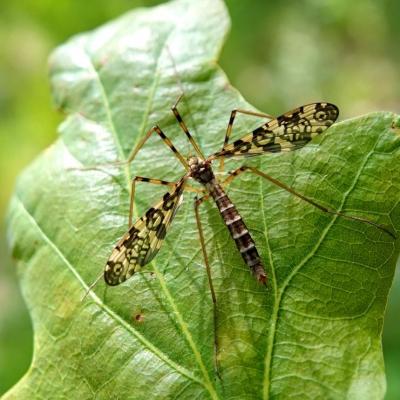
[133,312,144,323]
[391,116,400,134]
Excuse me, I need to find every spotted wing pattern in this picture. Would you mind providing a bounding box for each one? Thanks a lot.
[214,103,339,158]
[104,181,185,286]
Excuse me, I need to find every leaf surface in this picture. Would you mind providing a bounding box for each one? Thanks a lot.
[6,1,400,399]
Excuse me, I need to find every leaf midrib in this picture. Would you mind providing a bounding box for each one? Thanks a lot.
[149,199,219,399]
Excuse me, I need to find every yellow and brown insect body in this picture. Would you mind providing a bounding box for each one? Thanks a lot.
[188,157,267,284]
[209,182,267,284]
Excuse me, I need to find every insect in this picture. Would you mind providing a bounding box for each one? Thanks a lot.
[105,101,341,287]
[85,97,393,376]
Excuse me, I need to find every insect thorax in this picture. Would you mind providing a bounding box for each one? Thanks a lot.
[188,156,215,185]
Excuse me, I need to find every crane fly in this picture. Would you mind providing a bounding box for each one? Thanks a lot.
[85,98,394,377]
[105,102,339,286]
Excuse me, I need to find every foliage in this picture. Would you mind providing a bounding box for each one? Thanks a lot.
[4,0,400,398]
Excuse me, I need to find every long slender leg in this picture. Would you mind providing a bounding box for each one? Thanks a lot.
[127,125,189,170]
[129,176,204,227]
[171,95,205,159]
[194,195,221,380]
[78,125,189,172]
[82,178,174,302]
[81,271,104,301]
[219,109,275,172]
[222,166,395,238]
[129,177,177,227]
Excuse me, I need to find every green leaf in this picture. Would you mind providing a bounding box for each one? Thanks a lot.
[5,0,400,399]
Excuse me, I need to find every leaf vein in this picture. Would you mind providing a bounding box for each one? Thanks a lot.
[14,196,208,389]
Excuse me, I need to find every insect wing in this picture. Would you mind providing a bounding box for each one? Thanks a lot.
[104,183,184,286]
[215,103,339,158]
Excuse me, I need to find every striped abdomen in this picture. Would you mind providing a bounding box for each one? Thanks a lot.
[207,181,267,284]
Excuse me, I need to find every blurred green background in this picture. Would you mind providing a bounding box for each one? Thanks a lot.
[0,0,399,397]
